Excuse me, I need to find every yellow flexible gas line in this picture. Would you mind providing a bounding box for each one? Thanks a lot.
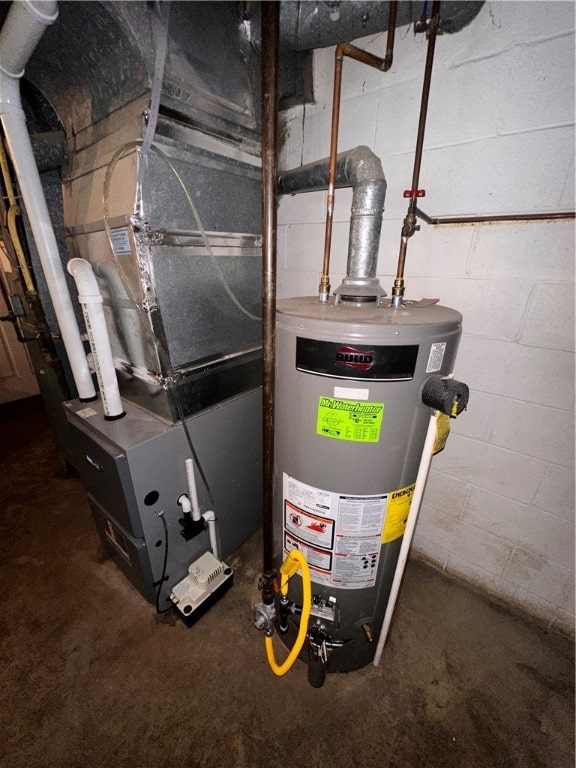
[0,139,36,294]
[264,549,312,676]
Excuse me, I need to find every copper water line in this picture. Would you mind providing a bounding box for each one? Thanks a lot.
[319,1,398,302]
[414,207,575,225]
[384,0,398,71]
[392,0,441,306]
[260,1,279,603]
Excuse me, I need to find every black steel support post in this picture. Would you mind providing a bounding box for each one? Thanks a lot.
[260,2,280,605]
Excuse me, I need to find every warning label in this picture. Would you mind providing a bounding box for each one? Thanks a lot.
[110,226,132,256]
[426,342,446,373]
[285,501,335,550]
[382,483,415,543]
[283,474,388,589]
[284,532,332,575]
[316,397,384,443]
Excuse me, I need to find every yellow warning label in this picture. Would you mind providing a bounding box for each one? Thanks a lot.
[382,483,415,543]
[433,412,451,455]
[316,397,384,443]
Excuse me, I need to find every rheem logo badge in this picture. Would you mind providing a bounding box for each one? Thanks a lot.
[335,345,374,372]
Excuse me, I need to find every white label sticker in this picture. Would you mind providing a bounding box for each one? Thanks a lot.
[283,474,388,589]
[426,341,447,373]
[76,407,97,419]
[333,386,369,401]
[110,226,132,256]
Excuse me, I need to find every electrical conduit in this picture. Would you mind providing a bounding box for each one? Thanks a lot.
[0,0,95,400]
[265,550,312,677]
[67,259,124,419]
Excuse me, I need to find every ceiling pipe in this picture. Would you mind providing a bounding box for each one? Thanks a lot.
[278,1,484,51]
[278,146,387,303]
[0,0,95,400]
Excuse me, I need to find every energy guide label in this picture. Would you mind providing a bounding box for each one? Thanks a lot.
[283,474,388,589]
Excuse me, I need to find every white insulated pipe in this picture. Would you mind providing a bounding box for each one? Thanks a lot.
[67,259,124,419]
[373,410,438,666]
[0,0,95,400]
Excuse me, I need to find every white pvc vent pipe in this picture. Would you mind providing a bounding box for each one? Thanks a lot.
[185,458,202,522]
[373,410,437,666]
[67,259,124,419]
[0,0,95,400]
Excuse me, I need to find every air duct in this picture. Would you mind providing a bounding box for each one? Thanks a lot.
[278,146,387,301]
[0,0,95,400]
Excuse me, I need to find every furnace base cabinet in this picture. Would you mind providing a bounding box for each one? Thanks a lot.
[64,390,262,606]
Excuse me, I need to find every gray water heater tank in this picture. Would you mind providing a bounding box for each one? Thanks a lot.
[274,296,462,672]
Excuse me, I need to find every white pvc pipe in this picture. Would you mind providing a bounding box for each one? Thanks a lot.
[67,259,124,419]
[185,458,202,522]
[373,411,438,666]
[93,260,148,371]
[177,494,192,515]
[202,511,220,561]
[0,0,95,400]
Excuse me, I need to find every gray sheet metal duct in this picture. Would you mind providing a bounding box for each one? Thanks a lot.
[19,1,260,141]
[278,146,386,299]
[248,1,485,51]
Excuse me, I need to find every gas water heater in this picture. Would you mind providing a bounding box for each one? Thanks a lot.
[273,298,462,674]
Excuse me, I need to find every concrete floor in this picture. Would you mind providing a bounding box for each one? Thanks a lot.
[0,396,574,768]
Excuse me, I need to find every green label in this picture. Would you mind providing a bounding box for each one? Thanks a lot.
[316,397,384,443]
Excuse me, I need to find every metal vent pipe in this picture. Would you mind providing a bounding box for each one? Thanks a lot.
[278,146,386,300]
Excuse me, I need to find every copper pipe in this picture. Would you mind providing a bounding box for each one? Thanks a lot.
[320,0,398,302]
[415,207,575,225]
[260,1,279,603]
[392,1,441,305]
[319,46,344,302]
[384,0,398,71]
[339,42,389,70]
[408,3,441,214]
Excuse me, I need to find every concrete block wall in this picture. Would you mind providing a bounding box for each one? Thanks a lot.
[277,2,575,636]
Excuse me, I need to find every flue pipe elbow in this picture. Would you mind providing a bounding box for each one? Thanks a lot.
[278,146,386,300]
[67,259,124,420]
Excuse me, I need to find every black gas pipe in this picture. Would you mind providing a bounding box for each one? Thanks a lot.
[260,1,280,606]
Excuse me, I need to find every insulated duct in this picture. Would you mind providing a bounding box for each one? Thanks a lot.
[278,146,386,300]
[0,0,95,400]
[278,1,484,50]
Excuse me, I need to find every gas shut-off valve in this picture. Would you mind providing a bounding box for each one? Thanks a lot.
[254,600,276,636]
